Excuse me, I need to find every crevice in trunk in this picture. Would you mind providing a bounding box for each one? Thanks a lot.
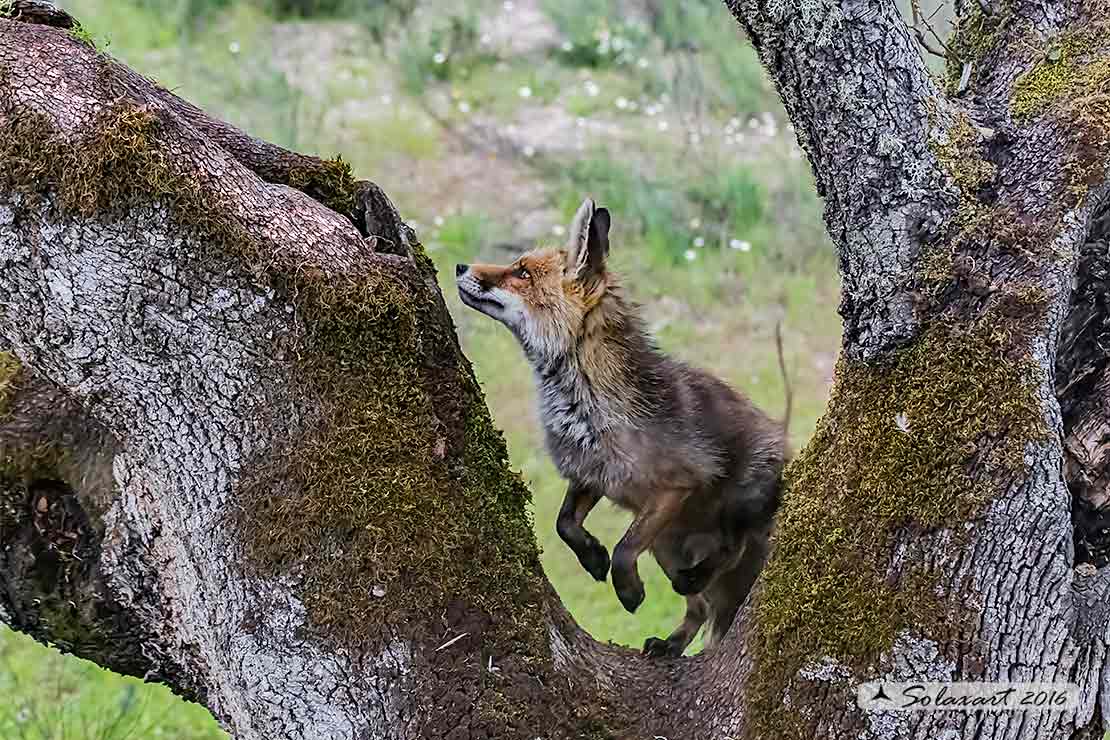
[1058,200,1110,568]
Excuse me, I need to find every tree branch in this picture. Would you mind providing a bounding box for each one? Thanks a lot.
[724,0,956,357]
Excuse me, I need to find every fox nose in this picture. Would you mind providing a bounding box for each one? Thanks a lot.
[455,263,468,277]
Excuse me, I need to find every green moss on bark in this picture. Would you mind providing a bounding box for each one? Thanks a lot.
[1012,29,1110,119]
[922,113,1058,298]
[241,266,543,645]
[930,112,996,195]
[1007,27,1110,200]
[0,351,19,416]
[0,102,254,257]
[285,155,359,220]
[744,319,1046,740]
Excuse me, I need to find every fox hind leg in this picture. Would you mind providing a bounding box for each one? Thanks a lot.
[705,527,771,648]
[643,594,708,658]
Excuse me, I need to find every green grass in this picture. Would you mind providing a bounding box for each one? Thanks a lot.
[0,627,226,739]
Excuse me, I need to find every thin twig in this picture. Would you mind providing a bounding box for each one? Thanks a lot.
[912,26,950,58]
[434,632,469,652]
[908,0,957,60]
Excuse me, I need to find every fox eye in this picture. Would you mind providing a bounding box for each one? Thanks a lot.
[513,266,531,280]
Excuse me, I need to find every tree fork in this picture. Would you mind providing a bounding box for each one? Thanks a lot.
[2,0,1110,738]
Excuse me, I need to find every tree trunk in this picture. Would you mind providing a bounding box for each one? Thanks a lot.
[1,0,1108,738]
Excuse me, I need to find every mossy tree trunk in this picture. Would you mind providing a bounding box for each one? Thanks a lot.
[1,1,1109,739]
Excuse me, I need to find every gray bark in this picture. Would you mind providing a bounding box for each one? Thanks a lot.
[1,0,1109,739]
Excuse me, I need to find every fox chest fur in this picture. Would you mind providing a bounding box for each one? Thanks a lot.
[531,348,728,512]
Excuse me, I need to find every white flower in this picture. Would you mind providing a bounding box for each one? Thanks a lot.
[615,97,629,110]
[433,51,447,65]
[518,86,533,98]
[684,249,697,261]
[458,101,471,113]
[730,239,752,252]
[523,145,536,157]
[228,41,241,54]
[561,40,574,52]
[637,57,649,69]
[584,80,600,97]
[894,412,911,434]
[480,33,492,45]
[576,117,586,127]
[380,94,392,105]
[552,224,566,236]
[693,236,705,248]
[658,120,669,131]
[689,218,701,229]
[434,216,445,227]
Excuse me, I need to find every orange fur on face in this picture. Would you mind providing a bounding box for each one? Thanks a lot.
[466,248,605,349]
[470,250,567,301]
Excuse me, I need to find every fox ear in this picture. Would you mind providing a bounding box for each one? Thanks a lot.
[567,198,610,282]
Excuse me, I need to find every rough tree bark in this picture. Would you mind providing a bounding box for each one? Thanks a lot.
[0,0,1108,738]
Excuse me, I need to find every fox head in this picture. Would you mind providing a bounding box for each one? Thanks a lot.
[456,197,612,360]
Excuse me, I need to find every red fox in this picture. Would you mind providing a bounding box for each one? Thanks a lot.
[456,198,790,657]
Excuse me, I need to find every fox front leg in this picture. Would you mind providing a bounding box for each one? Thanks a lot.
[611,488,691,613]
[556,480,609,581]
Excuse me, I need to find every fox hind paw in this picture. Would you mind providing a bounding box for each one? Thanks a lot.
[642,636,683,658]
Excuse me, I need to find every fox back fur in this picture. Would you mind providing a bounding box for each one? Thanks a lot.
[456,198,788,657]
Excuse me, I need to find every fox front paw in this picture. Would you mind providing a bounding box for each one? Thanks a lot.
[672,562,714,596]
[642,636,683,658]
[577,538,610,582]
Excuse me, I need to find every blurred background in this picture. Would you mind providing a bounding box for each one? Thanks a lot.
[0,0,867,735]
